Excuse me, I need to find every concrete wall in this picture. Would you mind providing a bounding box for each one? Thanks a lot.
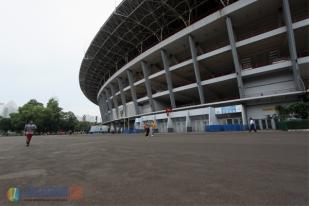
[244,71,296,98]
[126,102,136,117]
[246,103,279,120]
[140,102,152,114]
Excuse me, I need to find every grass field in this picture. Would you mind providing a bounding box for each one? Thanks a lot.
[0,131,308,205]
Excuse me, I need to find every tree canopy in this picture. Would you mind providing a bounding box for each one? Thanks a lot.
[276,102,309,120]
[0,98,94,134]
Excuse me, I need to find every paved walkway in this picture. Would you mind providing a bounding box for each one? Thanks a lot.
[0,131,308,205]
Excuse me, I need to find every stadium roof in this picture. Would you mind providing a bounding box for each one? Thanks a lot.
[79,0,236,104]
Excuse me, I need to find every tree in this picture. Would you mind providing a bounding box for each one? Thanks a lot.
[288,102,309,119]
[10,112,24,132]
[16,99,46,133]
[0,117,12,133]
[60,111,78,131]
[75,121,91,132]
[45,98,63,132]
[1,97,92,134]
[276,102,309,120]
[275,105,289,120]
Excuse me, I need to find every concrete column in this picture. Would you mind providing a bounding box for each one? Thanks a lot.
[271,118,276,130]
[226,16,245,98]
[208,107,219,125]
[103,94,110,122]
[127,69,139,114]
[112,122,116,133]
[109,84,119,119]
[117,78,127,117]
[167,115,173,133]
[188,35,205,104]
[100,96,105,123]
[115,121,120,133]
[108,124,111,133]
[121,119,124,132]
[153,116,158,133]
[105,90,113,121]
[185,111,192,132]
[99,95,107,123]
[98,97,105,123]
[282,0,305,91]
[141,61,155,112]
[265,118,269,129]
[160,49,176,108]
[259,119,263,130]
[241,104,248,127]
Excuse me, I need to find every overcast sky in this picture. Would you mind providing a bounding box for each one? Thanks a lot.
[0,0,121,116]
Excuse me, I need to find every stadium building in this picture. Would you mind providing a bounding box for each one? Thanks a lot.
[79,0,308,132]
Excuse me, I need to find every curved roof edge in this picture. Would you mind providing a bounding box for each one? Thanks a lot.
[80,0,237,104]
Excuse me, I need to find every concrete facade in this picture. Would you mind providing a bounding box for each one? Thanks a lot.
[81,0,308,132]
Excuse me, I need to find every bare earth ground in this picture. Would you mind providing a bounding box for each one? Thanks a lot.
[0,131,308,206]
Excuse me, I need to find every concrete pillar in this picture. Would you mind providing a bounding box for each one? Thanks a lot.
[117,78,127,117]
[98,98,104,123]
[208,107,219,125]
[104,94,110,122]
[141,61,155,112]
[99,95,107,123]
[188,35,205,104]
[111,122,116,133]
[259,119,263,130]
[160,49,176,108]
[126,69,139,115]
[282,0,305,91]
[271,118,276,130]
[167,115,173,133]
[110,84,119,119]
[105,90,113,121]
[104,95,111,122]
[116,121,120,133]
[108,124,111,133]
[226,16,245,98]
[241,104,248,127]
[265,118,269,130]
[185,111,192,132]
[153,116,158,133]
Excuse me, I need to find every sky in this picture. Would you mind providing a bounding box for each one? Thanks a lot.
[0,0,121,116]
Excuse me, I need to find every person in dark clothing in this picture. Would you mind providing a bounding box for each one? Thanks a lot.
[144,122,150,137]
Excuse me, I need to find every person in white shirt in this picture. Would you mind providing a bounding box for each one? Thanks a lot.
[249,118,257,132]
[24,120,37,146]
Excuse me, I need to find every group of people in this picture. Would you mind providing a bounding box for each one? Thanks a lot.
[144,121,157,137]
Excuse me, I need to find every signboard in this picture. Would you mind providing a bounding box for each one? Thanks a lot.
[215,105,242,115]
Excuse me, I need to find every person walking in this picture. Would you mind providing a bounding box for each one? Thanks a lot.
[249,118,257,132]
[144,122,150,137]
[150,120,157,137]
[24,120,37,146]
